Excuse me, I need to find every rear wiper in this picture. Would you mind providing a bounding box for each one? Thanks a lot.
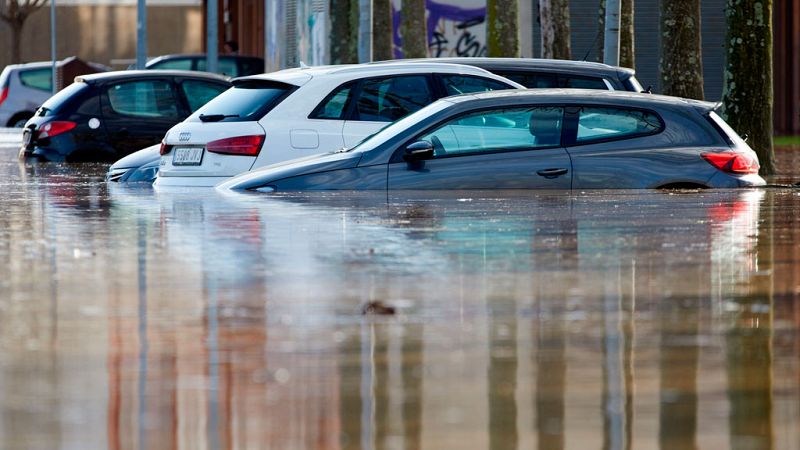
[199,113,239,122]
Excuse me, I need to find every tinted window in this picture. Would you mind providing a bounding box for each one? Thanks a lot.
[38,82,89,116]
[355,75,433,122]
[576,107,662,143]
[420,106,564,156]
[197,58,239,77]
[238,58,264,76]
[309,82,354,119]
[19,68,52,91]
[189,80,293,122]
[181,80,229,112]
[560,77,608,89]
[439,75,512,95]
[106,80,179,119]
[499,72,557,89]
[150,58,193,71]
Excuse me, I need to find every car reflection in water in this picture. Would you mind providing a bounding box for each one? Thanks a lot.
[3,164,797,449]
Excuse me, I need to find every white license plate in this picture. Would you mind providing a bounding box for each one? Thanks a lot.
[172,147,204,166]
[22,130,31,146]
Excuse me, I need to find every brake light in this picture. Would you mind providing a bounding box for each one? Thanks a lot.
[0,87,8,107]
[159,142,171,155]
[206,135,265,156]
[701,152,760,174]
[38,121,77,139]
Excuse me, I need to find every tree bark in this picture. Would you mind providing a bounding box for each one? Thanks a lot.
[721,0,775,175]
[487,0,519,57]
[10,20,23,64]
[660,0,704,100]
[539,0,571,60]
[401,0,428,58]
[372,0,394,61]
[329,0,358,64]
[596,0,633,67]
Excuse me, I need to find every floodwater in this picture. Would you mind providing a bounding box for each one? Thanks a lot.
[1,143,799,450]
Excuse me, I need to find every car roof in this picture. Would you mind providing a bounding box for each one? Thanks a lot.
[442,88,715,110]
[238,62,519,86]
[2,61,58,72]
[74,70,231,84]
[147,53,264,63]
[392,57,636,79]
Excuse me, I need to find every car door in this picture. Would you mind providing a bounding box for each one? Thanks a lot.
[387,106,572,189]
[298,81,356,153]
[342,75,436,148]
[102,78,182,157]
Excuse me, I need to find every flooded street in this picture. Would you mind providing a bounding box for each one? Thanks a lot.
[1,142,799,450]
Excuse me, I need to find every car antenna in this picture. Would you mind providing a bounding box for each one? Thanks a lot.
[299,61,309,69]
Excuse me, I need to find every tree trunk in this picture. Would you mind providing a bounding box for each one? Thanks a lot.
[597,0,605,62]
[660,0,704,100]
[487,0,519,57]
[539,0,571,60]
[10,20,23,64]
[401,0,427,58]
[619,0,634,68]
[329,0,358,64]
[372,0,394,61]
[721,0,775,175]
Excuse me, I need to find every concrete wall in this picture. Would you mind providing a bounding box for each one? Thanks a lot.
[0,4,204,70]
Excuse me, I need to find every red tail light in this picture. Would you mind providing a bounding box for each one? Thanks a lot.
[0,87,8,107]
[206,135,265,156]
[701,152,760,175]
[38,121,77,139]
[159,142,171,155]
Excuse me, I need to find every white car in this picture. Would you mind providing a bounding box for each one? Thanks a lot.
[154,62,523,187]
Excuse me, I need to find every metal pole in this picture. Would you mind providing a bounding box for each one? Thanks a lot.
[207,0,219,73]
[50,0,57,93]
[136,0,147,69]
[603,0,621,66]
[357,0,373,63]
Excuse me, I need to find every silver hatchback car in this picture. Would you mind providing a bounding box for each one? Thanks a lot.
[218,89,765,192]
[0,62,55,127]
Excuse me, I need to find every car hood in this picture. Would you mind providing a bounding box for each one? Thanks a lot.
[216,150,362,191]
[109,144,160,170]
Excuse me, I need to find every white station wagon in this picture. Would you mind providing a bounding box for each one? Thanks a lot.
[155,62,522,186]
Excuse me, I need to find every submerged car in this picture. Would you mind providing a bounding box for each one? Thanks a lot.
[154,62,521,187]
[217,89,765,192]
[21,70,230,162]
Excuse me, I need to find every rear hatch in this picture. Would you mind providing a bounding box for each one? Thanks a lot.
[158,78,298,182]
[21,81,89,153]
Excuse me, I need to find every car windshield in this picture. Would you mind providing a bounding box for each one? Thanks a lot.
[346,100,451,153]
[188,80,294,122]
[38,82,88,116]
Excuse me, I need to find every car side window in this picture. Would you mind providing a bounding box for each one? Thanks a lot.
[576,107,662,143]
[499,72,557,89]
[106,80,179,119]
[150,58,193,71]
[439,75,512,95]
[19,68,52,92]
[197,58,239,77]
[559,77,608,90]
[355,75,433,122]
[309,82,355,120]
[181,80,229,112]
[419,106,564,156]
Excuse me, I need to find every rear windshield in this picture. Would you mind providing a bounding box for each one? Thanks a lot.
[37,82,89,116]
[188,80,294,122]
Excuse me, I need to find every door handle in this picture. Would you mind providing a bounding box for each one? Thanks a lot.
[536,168,568,178]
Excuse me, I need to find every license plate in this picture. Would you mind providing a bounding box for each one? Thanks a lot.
[172,147,204,166]
[22,129,31,146]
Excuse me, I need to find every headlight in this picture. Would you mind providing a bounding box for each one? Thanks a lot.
[125,165,159,183]
[253,185,276,193]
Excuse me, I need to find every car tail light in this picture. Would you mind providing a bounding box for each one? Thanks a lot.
[159,142,171,155]
[701,152,760,174]
[206,135,265,156]
[0,87,8,107]
[38,121,77,139]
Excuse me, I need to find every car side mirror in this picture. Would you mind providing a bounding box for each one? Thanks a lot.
[403,140,434,161]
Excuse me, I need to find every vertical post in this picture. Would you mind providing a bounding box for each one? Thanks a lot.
[603,0,620,66]
[136,0,147,69]
[50,0,57,93]
[358,0,373,63]
[207,0,219,73]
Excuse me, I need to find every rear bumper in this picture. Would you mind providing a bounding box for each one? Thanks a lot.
[706,171,766,188]
[154,175,229,187]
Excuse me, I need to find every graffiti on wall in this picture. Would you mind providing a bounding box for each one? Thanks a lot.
[393,0,487,58]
